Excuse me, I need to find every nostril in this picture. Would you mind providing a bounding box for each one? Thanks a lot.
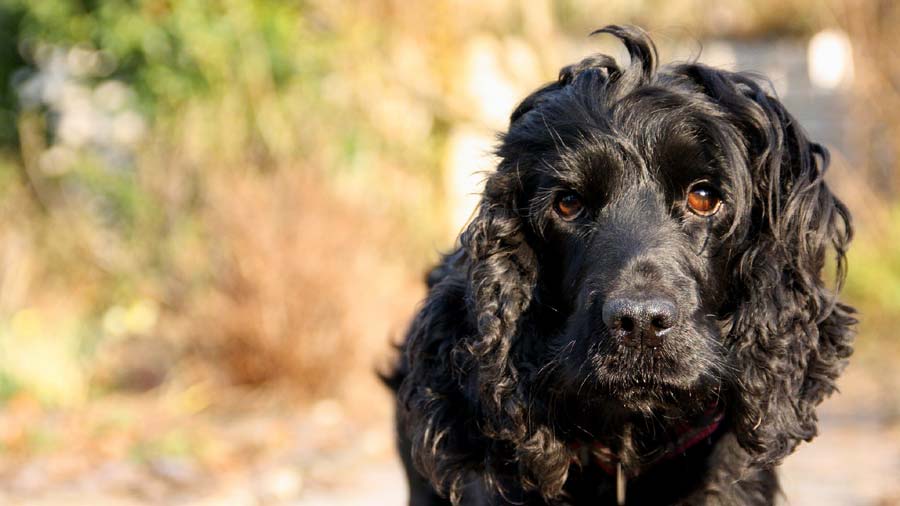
[647,299,677,333]
[650,314,672,331]
[602,299,637,335]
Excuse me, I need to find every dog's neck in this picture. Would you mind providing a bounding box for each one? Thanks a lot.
[566,409,729,505]
[571,403,725,476]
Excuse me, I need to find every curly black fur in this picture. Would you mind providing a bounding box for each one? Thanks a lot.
[388,25,855,506]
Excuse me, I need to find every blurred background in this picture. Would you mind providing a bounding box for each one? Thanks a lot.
[0,1,897,505]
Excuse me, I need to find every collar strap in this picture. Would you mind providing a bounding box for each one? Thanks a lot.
[571,407,725,477]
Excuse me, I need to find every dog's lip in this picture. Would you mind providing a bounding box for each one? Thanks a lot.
[609,375,680,390]
[592,357,703,391]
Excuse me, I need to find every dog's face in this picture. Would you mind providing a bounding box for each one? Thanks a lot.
[515,107,737,415]
[399,26,854,501]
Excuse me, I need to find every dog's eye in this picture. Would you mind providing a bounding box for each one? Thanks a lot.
[554,192,584,221]
[686,182,722,216]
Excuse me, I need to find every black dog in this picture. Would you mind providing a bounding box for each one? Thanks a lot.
[387,25,855,506]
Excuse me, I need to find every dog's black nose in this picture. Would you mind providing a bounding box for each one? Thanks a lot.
[602,295,676,347]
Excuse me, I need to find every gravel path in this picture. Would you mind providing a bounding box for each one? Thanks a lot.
[0,367,896,505]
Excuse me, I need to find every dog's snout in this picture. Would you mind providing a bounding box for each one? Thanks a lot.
[602,295,676,348]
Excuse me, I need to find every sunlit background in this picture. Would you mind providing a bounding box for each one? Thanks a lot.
[0,1,897,505]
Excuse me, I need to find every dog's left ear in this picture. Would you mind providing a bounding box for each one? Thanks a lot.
[680,64,856,466]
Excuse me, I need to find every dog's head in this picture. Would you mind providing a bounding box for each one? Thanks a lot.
[400,25,854,501]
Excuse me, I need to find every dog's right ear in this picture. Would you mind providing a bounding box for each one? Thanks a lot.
[457,173,539,425]
[399,166,545,502]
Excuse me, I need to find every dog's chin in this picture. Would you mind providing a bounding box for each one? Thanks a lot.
[591,351,703,385]
[555,373,716,437]
[573,378,722,432]
[587,352,719,413]
[601,379,699,413]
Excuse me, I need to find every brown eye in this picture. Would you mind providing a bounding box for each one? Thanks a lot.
[554,192,584,221]
[686,182,722,216]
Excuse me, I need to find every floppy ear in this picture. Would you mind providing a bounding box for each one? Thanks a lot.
[458,175,538,429]
[399,165,559,502]
[681,65,856,466]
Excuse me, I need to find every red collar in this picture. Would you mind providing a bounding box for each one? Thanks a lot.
[570,407,725,477]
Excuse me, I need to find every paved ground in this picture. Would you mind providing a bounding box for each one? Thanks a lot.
[0,364,897,506]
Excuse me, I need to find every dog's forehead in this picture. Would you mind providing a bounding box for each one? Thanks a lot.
[532,116,719,192]
[497,71,744,201]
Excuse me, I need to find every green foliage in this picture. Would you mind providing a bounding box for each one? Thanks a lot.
[845,210,900,337]
[0,0,448,404]
[0,371,21,401]
[2,0,326,119]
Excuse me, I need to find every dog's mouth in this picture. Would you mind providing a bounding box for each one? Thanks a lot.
[581,330,723,405]
[587,365,721,415]
[592,338,699,377]
[547,315,725,411]
[594,369,697,406]
[554,368,722,434]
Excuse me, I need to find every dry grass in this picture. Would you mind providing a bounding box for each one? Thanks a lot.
[183,168,424,398]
